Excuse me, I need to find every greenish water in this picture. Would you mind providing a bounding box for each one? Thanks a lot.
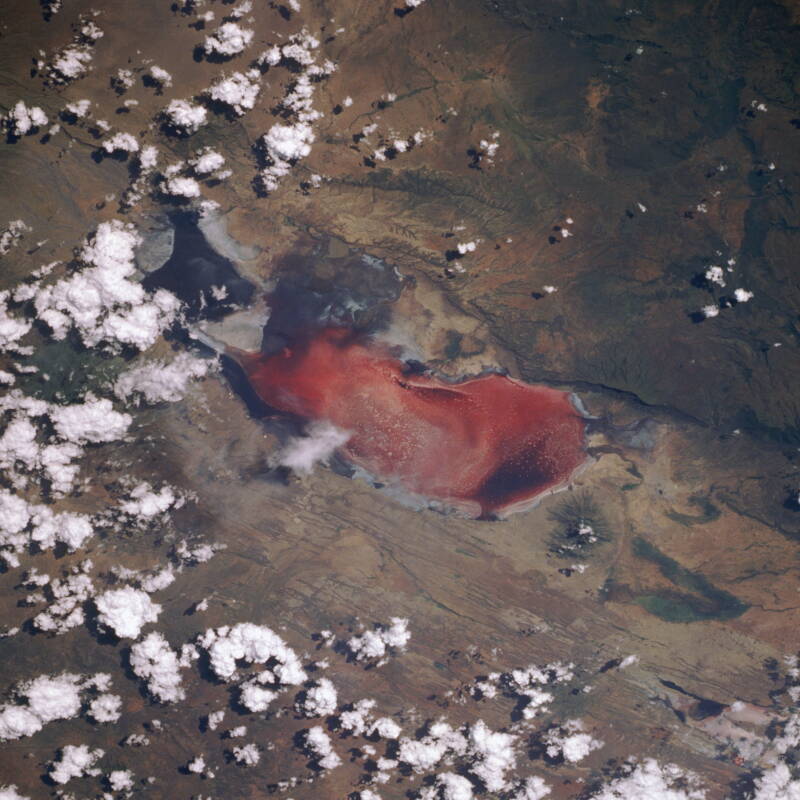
[632,536,749,622]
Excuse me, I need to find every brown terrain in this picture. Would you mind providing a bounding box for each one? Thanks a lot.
[1,0,799,797]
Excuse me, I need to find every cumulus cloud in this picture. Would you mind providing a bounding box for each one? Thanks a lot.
[272,420,350,474]
[49,396,131,444]
[467,719,516,792]
[347,617,411,664]
[398,719,467,774]
[35,220,181,351]
[0,786,29,800]
[49,744,104,784]
[207,71,260,115]
[0,293,32,358]
[0,672,114,742]
[163,99,208,134]
[32,562,95,634]
[541,718,603,764]
[129,631,186,703]
[190,148,226,175]
[256,29,336,192]
[0,221,30,258]
[305,725,341,769]
[589,758,705,799]
[118,481,184,520]
[198,622,306,684]
[107,769,134,792]
[3,102,48,137]
[296,677,338,717]
[45,17,103,84]
[95,586,162,639]
[204,22,254,57]
[87,693,122,723]
[232,743,260,766]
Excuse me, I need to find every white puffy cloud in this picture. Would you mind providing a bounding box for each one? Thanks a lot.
[148,65,173,87]
[190,149,226,175]
[339,698,376,736]
[467,719,516,792]
[35,220,181,351]
[46,19,102,84]
[420,773,474,800]
[204,22,254,57]
[240,680,278,712]
[33,563,95,634]
[0,221,30,258]
[198,622,307,684]
[370,716,402,739]
[3,102,48,137]
[751,763,800,800]
[0,290,32,351]
[64,99,92,119]
[0,487,94,560]
[139,145,159,171]
[0,786,30,800]
[273,420,349,474]
[101,132,139,155]
[347,617,410,664]
[49,397,131,444]
[207,72,260,115]
[115,348,206,408]
[256,30,335,192]
[129,631,186,703]
[542,719,603,764]
[232,743,260,766]
[296,677,338,717]
[589,758,705,799]
[118,481,184,520]
[164,99,208,134]
[500,661,575,720]
[95,586,162,639]
[49,744,104,784]
[107,769,134,791]
[0,390,133,500]
[162,174,202,198]
[305,725,341,769]
[399,719,467,773]
[206,710,225,730]
[88,693,122,723]
[510,776,551,800]
[0,672,114,741]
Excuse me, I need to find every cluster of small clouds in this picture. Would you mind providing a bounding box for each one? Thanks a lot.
[49,743,105,784]
[370,128,430,164]
[0,221,30,256]
[588,758,706,799]
[2,102,48,138]
[698,256,755,319]
[347,616,411,665]
[257,29,337,192]
[478,131,500,166]
[115,351,215,405]
[0,671,118,742]
[42,15,104,85]
[462,661,576,720]
[0,388,131,508]
[34,220,181,350]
